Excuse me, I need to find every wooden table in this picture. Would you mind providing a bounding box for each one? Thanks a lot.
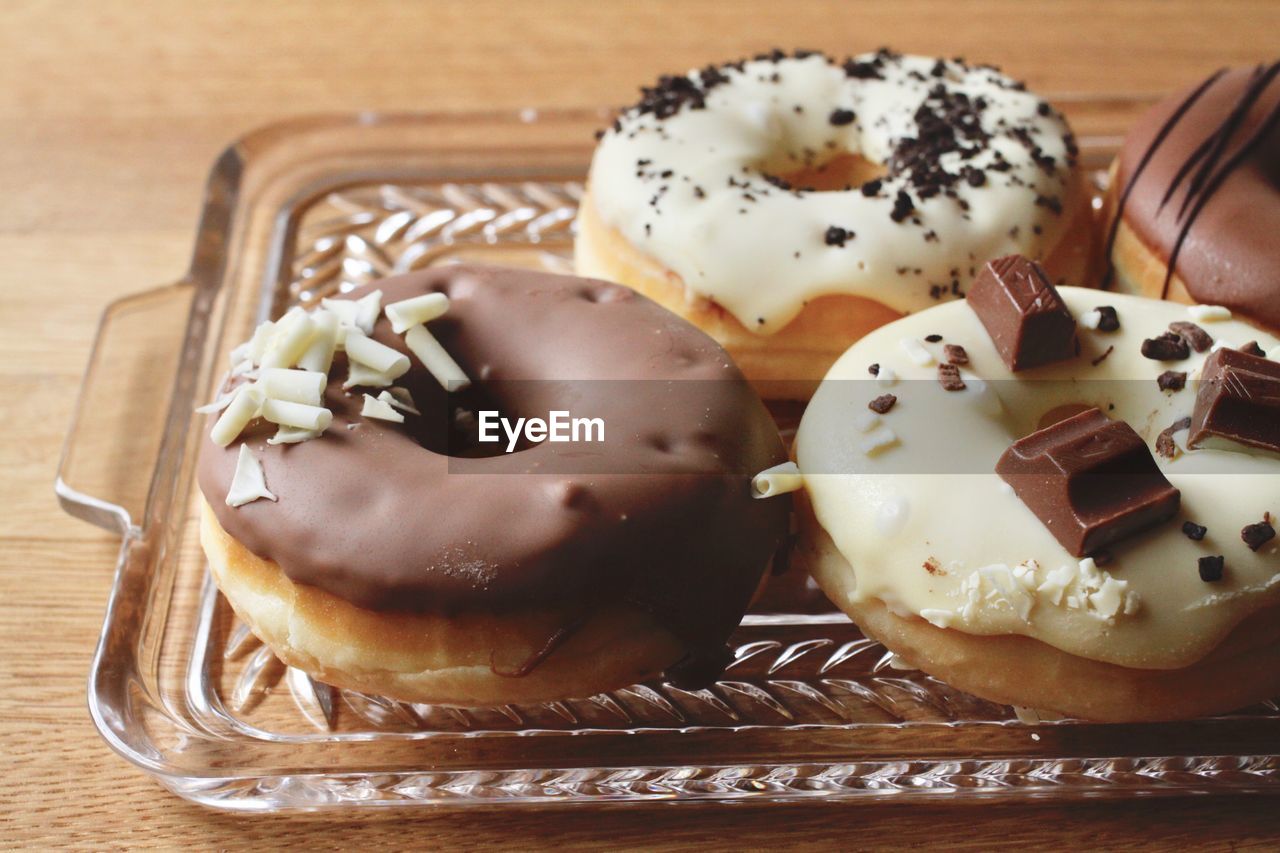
[3,1,1277,847]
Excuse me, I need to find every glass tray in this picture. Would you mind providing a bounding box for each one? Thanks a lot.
[58,101,1280,811]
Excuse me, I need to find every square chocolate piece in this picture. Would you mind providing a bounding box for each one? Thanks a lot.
[1188,348,1280,457]
[996,408,1180,557]
[966,255,1078,371]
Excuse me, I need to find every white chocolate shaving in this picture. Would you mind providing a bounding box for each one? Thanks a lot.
[361,393,405,423]
[899,337,935,366]
[343,361,398,389]
[210,384,264,447]
[379,387,420,416]
[751,461,804,499]
[259,367,326,406]
[385,292,449,334]
[1188,304,1231,322]
[851,410,881,433]
[858,425,899,456]
[261,308,317,369]
[195,389,236,415]
[354,289,383,335]
[298,309,339,373]
[321,297,360,328]
[229,341,251,366]
[226,444,276,507]
[261,398,333,432]
[344,329,410,377]
[267,425,322,445]
[1078,309,1102,330]
[404,324,471,390]
[247,321,276,364]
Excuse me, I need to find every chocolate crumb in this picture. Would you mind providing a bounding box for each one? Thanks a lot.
[924,334,943,343]
[1240,341,1267,358]
[1168,321,1213,353]
[824,225,854,247]
[1141,331,1190,361]
[1155,416,1192,459]
[1157,370,1187,392]
[937,363,966,391]
[1182,521,1207,541]
[923,556,943,575]
[860,179,882,197]
[1091,345,1114,366]
[1198,555,1225,583]
[868,394,897,414]
[890,190,915,223]
[1242,516,1276,551]
[1094,306,1120,332]
[944,344,969,365]
[868,363,880,376]
[829,108,857,126]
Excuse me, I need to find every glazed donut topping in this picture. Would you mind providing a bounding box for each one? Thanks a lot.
[199,266,790,684]
[588,48,1082,333]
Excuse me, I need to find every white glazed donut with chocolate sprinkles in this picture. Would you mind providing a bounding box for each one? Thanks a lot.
[577,48,1093,398]
[794,261,1280,721]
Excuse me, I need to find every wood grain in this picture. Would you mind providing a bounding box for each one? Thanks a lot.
[2,0,1278,848]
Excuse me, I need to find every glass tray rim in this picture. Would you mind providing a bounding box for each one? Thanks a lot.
[62,102,1280,811]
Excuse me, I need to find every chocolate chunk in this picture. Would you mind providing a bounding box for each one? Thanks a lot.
[1141,331,1190,361]
[937,363,966,391]
[1155,416,1191,460]
[1157,370,1187,392]
[1182,521,1207,541]
[868,394,897,414]
[1168,321,1212,353]
[1198,555,1225,583]
[944,344,969,365]
[824,226,854,247]
[966,255,1078,371]
[996,408,1180,557]
[1242,516,1276,551]
[1187,348,1280,456]
[1094,306,1120,332]
[1240,340,1267,358]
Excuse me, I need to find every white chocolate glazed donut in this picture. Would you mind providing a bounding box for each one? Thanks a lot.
[795,288,1280,719]
[577,49,1093,397]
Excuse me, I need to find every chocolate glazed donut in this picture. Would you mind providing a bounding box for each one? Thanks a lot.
[198,265,790,688]
[1104,63,1280,328]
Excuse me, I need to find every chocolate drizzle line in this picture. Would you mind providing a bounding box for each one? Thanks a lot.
[1101,68,1225,289]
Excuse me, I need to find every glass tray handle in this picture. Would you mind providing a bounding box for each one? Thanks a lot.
[56,283,197,535]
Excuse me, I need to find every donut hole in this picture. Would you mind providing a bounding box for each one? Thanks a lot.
[759,150,886,193]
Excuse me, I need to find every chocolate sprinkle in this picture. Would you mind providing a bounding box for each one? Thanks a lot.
[868,394,897,414]
[1182,521,1207,541]
[1198,555,1225,582]
[1091,345,1115,367]
[1094,306,1120,332]
[1156,416,1192,459]
[1242,516,1276,551]
[1168,321,1213,353]
[829,108,857,126]
[1157,370,1187,392]
[944,343,969,365]
[937,363,966,391]
[1141,331,1191,361]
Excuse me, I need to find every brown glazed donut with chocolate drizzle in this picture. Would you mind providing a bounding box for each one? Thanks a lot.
[1102,63,1280,329]
[197,265,789,706]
